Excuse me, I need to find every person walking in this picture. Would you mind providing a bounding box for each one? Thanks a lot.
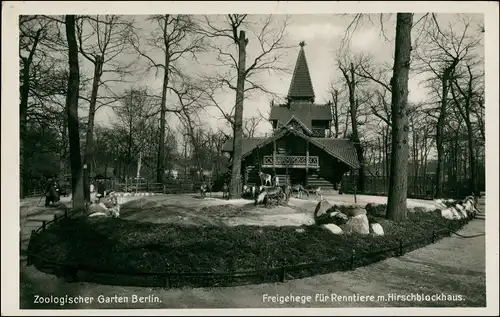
[44,178,57,207]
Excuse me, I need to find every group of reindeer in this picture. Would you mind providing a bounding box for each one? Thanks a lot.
[220,171,322,206]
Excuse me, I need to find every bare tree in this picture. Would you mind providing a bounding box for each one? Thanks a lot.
[328,83,348,138]
[64,15,85,211]
[243,115,263,137]
[199,14,291,198]
[173,82,207,180]
[386,13,413,222]
[19,16,55,198]
[130,14,204,183]
[76,15,136,201]
[112,88,158,178]
[450,63,483,195]
[338,59,367,191]
[415,14,481,197]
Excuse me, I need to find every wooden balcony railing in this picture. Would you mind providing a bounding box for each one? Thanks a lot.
[262,155,319,168]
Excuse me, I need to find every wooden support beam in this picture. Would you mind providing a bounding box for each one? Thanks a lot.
[273,140,276,173]
[305,139,309,186]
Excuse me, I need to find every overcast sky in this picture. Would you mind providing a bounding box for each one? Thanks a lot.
[74,13,484,138]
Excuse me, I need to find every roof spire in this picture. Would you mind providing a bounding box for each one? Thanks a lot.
[287,41,315,103]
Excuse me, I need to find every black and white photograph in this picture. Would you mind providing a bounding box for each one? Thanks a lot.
[2,1,499,315]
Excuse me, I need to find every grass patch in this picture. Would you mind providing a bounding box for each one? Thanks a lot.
[28,205,471,288]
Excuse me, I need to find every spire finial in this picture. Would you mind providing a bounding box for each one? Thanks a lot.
[299,41,305,47]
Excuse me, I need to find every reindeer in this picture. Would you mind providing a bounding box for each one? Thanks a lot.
[281,184,292,201]
[242,184,256,199]
[310,186,323,200]
[258,171,272,186]
[200,183,208,199]
[255,186,285,206]
[291,184,308,199]
[273,175,280,187]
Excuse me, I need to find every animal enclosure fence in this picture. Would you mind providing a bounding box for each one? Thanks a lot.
[112,176,211,195]
[341,175,479,200]
[27,214,474,289]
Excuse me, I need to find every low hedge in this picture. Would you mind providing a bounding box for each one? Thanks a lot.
[28,205,472,288]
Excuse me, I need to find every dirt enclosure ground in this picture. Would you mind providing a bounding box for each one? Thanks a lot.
[119,193,316,227]
[117,192,445,227]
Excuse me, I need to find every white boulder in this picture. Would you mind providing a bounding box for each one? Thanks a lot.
[88,199,120,218]
[88,202,109,214]
[109,206,120,218]
[344,206,367,217]
[441,208,455,220]
[330,211,349,223]
[455,204,468,219]
[322,223,343,235]
[88,212,109,218]
[314,200,333,220]
[451,207,463,219]
[371,223,384,236]
[344,214,370,235]
[462,200,478,217]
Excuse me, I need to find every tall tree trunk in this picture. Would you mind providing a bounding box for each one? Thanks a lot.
[377,137,382,176]
[19,29,42,198]
[384,125,390,181]
[83,56,103,202]
[59,114,68,185]
[465,122,476,195]
[65,15,85,211]
[343,63,365,191]
[157,15,170,183]
[413,128,419,189]
[342,108,350,138]
[331,89,340,138]
[20,64,30,199]
[229,30,247,199]
[386,13,413,222]
[434,59,459,198]
[451,67,477,195]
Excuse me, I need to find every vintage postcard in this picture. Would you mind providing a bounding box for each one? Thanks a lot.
[2,1,499,316]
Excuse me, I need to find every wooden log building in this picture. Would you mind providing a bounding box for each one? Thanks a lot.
[222,42,360,190]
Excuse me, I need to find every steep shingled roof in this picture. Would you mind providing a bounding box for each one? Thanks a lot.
[287,41,315,102]
[221,137,266,155]
[269,102,332,130]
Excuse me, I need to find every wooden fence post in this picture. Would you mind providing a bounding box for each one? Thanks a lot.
[42,220,46,230]
[399,239,404,256]
[350,249,356,270]
[432,229,436,243]
[53,214,58,222]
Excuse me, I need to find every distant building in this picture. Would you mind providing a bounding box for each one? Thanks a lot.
[222,42,360,189]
